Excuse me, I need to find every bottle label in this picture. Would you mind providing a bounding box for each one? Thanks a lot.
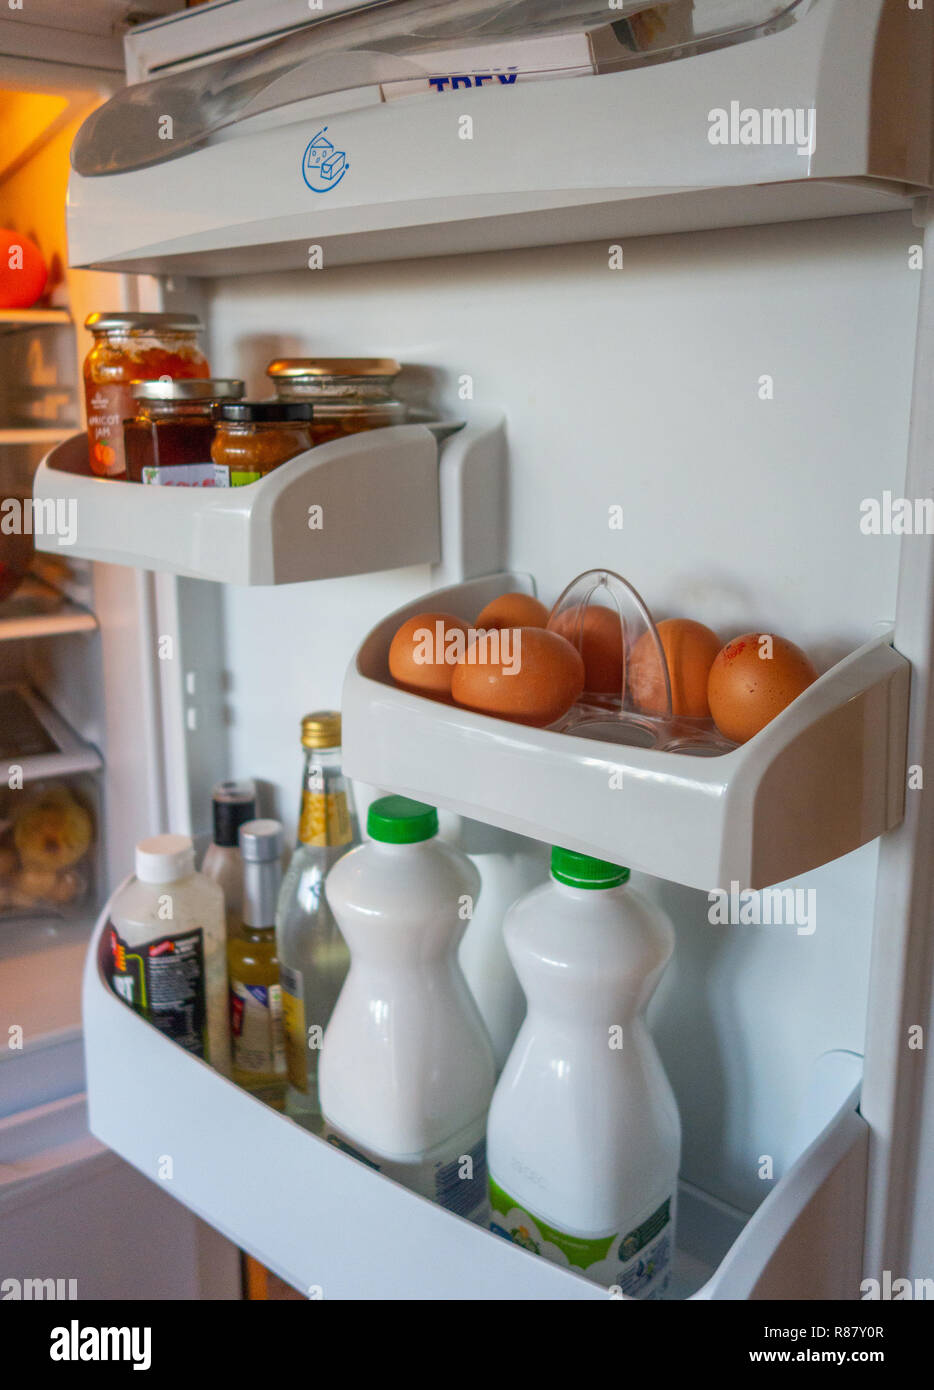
[489,1178,674,1298]
[141,462,230,487]
[324,1126,490,1224]
[299,787,353,848]
[229,980,286,1075]
[108,921,206,1057]
[86,383,134,476]
[280,964,308,1091]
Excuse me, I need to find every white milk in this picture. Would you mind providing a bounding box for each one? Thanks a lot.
[320,796,496,1222]
[487,848,681,1297]
[439,811,549,1071]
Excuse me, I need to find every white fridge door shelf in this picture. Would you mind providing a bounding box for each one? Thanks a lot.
[65,0,931,276]
[83,904,868,1300]
[342,573,909,892]
[35,426,448,586]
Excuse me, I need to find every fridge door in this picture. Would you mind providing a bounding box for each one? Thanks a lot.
[0,1092,240,1300]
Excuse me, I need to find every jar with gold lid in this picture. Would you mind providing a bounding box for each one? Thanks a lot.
[266,358,405,446]
[83,311,210,478]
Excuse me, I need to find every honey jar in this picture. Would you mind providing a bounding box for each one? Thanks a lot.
[266,358,405,445]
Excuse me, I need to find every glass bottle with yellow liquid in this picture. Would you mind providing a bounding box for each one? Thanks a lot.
[228,819,287,1109]
[276,712,360,1131]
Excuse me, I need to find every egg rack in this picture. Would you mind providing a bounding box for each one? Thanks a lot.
[341,573,910,892]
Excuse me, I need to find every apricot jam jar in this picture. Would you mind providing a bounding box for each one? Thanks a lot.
[84,312,209,478]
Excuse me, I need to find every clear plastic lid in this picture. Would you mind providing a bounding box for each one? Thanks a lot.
[72,1,811,177]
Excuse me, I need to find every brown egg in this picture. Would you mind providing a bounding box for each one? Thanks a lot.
[549,604,623,694]
[630,618,722,718]
[708,633,818,743]
[451,626,585,727]
[389,611,468,699]
[475,591,549,630]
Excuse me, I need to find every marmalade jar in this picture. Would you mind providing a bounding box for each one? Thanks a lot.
[211,402,315,486]
[124,379,244,485]
[266,358,405,445]
[83,312,210,478]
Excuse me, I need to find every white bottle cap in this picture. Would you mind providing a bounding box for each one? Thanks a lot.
[136,833,196,884]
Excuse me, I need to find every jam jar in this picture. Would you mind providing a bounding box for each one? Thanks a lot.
[211,402,315,486]
[124,379,245,485]
[83,312,210,478]
[266,359,405,445]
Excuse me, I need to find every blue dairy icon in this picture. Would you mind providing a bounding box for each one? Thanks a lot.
[302,128,350,192]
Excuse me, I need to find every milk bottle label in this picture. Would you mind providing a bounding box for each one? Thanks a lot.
[489,1178,674,1298]
[324,1125,491,1225]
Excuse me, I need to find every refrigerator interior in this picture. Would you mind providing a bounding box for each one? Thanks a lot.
[135,207,918,1225]
[13,0,934,1299]
[0,79,241,1302]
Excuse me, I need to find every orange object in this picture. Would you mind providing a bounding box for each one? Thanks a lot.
[211,402,314,485]
[707,633,817,744]
[549,604,623,695]
[0,229,47,309]
[630,618,722,718]
[389,611,468,698]
[451,627,585,727]
[475,592,549,630]
[83,312,209,478]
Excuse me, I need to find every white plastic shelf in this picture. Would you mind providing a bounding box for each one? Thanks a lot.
[0,684,102,783]
[0,578,96,642]
[66,0,931,276]
[82,901,867,1299]
[341,573,910,893]
[33,426,449,586]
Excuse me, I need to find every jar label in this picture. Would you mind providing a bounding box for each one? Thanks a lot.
[229,469,261,487]
[108,920,206,1057]
[86,383,135,476]
[141,462,230,487]
[489,1179,674,1298]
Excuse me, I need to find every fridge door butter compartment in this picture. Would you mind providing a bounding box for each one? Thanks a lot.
[66,0,932,275]
[83,903,867,1300]
[342,573,910,892]
[32,421,503,586]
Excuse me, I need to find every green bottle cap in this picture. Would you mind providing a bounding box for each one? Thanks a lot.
[367,795,439,844]
[550,846,630,889]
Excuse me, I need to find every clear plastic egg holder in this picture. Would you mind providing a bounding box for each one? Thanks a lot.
[545,570,735,755]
